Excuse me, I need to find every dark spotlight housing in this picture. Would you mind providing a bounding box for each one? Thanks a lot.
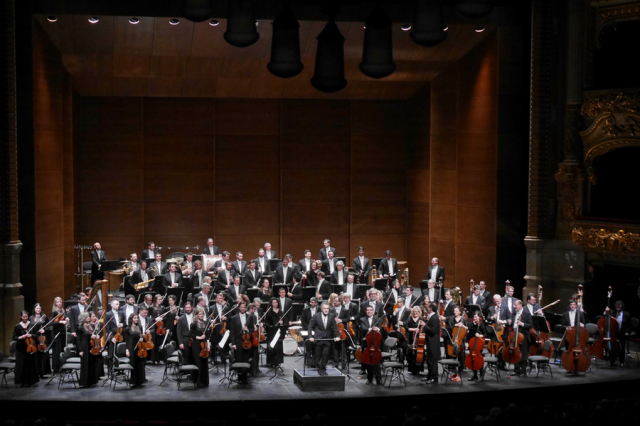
[267,1,304,79]
[209,20,220,26]
[182,0,215,23]
[88,17,99,24]
[311,15,347,93]
[129,18,140,24]
[359,4,396,79]
[169,18,180,25]
[455,0,494,19]
[410,0,447,47]
[224,0,260,48]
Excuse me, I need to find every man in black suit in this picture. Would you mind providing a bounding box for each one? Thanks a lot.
[488,294,511,369]
[129,261,150,294]
[273,255,297,285]
[319,239,336,262]
[193,283,213,308]
[341,293,359,324]
[512,300,534,376]
[331,261,349,285]
[378,250,398,282]
[263,242,277,260]
[610,300,632,367]
[309,302,340,375]
[163,263,183,292]
[247,302,262,375]
[195,295,210,317]
[465,285,486,311]
[276,287,293,326]
[441,290,457,318]
[254,249,271,275]
[203,238,219,255]
[421,302,441,384]
[478,281,492,315]
[90,242,107,284]
[298,250,314,273]
[384,279,404,316]
[176,301,194,362]
[210,251,230,273]
[104,299,125,374]
[216,261,235,293]
[426,257,445,284]
[423,279,439,303]
[181,253,194,278]
[341,274,357,299]
[190,260,205,292]
[352,246,370,283]
[229,301,255,384]
[525,293,542,317]
[359,305,387,384]
[391,297,411,362]
[321,251,338,276]
[504,285,516,315]
[142,242,158,262]
[231,251,247,277]
[403,286,423,310]
[359,288,385,319]
[301,298,319,367]
[561,299,587,329]
[315,272,332,301]
[120,294,138,323]
[228,275,247,302]
[69,293,89,337]
[150,253,167,276]
[243,260,262,288]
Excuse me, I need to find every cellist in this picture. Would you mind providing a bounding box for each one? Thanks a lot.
[561,299,586,329]
[359,305,387,385]
[466,311,487,382]
[512,300,533,377]
[445,306,468,381]
[421,302,441,384]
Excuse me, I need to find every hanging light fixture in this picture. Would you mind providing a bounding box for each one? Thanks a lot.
[224,0,260,47]
[410,0,447,47]
[181,0,215,23]
[311,14,347,93]
[267,1,304,78]
[359,4,396,79]
[455,0,494,19]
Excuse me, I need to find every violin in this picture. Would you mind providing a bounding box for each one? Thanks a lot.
[137,337,148,358]
[593,286,620,362]
[143,332,154,351]
[347,321,356,337]
[242,330,253,349]
[561,285,591,373]
[25,329,37,354]
[37,334,47,352]
[156,318,166,336]
[465,318,485,371]
[502,310,524,365]
[114,325,124,343]
[90,331,103,355]
[336,322,347,340]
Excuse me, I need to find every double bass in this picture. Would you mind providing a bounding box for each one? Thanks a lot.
[465,315,485,371]
[561,284,591,373]
[593,286,620,362]
[355,315,384,365]
[502,309,523,365]
[529,286,554,358]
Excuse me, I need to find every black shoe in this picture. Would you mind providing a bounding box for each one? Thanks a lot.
[468,376,478,381]
[360,370,366,375]
[476,377,484,383]
[318,370,327,376]
[426,379,436,384]
[366,380,373,385]
[376,380,383,385]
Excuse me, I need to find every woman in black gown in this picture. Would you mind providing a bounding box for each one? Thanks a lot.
[151,294,166,364]
[258,278,272,302]
[466,311,488,382]
[305,261,320,288]
[89,312,105,380]
[445,306,468,380]
[265,298,285,367]
[30,303,52,378]
[124,313,147,387]
[77,312,99,388]
[13,310,39,387]
[49,297,69,373]
[189,308,210,387]
[164,295,181,345]
[406,306,426,376]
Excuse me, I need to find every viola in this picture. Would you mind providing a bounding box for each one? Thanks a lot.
[114,325,124,343]
[251,329,260,346]
[593,286,620,362]
[137,338,148,358]
[465,321,485,371]
[242,331,253,349]
[336,322,347,340]
[142,332,154,351]
[37,334,48,352]
[156,319,166,336]
[219,319,228,335]
[561,285,591,373]
[90,334,103,355]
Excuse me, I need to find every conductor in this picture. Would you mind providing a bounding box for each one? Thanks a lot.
[308,302,340,376]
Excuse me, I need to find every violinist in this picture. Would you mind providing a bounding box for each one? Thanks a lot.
[243,260,262,288]
[195,295,210,317]
[89,312,106,379]
[608,300,632,367]
[316,272,332,300]
[512,300,533,377]
[341,293,359,324]
[421,302,441,384]
[105,299,125,374]
[194,282,212,309]
[77,312,99,388]
[50,297,69,373]
[210,293,230,362]
[68,293,89,339]
[445,306,468,380]
[331,295,349,370]
[229,301,255,384]
[30,303,51,379]
[189,307,211,388]
[441,289,457,318]
[561,299,586,329]
[265,297,286,367]
[124,313,146,387]
[13,310,39,387]
[466,311,487,382]
[404,286,422,311]
[190,260,204,291]
[276,287,293,326]
[251,297,265,322]
[164,294,181,340]
[176,301,194,362]
[359,305,387,385]
[488,295,511,370]
[150,295,167,365]
[384,279,404,316]
[406,307,425,375]
[525,293,542,316]
[120,294,138,324]
[309,302,341,376]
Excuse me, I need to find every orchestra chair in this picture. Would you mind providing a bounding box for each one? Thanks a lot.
[438,358,462,385]
[57,352,81,389]
[624,317,640,368]
[584,323,599,372]
[7,341,16,362]
[160,341,179,385]
[483,354,501,382]
[527,340,554,378]
[66,332,76,350]
[64,346,81,364]
[550,324,566,364]
[109,343,133,390]
[0,350,15,388]
[224,347,251,388]
[381,337,398,363]
[176,350,199,390]
[382,358,406,387]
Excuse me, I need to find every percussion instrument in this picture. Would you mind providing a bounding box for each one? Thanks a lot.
[283,336,298,355]
[288,325,304,343]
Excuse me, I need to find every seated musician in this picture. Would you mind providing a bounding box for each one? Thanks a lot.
[331,261,349,285]
[445,306,468,380]
[525,293,542,316]
[316,272,332,300]
[243,260,262,288]
[359,305,388,385]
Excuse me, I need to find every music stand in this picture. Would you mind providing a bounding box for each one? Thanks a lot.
[247,287,259,302]
[355,284,369,302]
[137,290,157,305]
[293,302,304,319]
[374,279,387,291]
[331,284,343,295]
[303,287,316,302]
[372,258,384,269]
[272,284,288,296]
[464,304,483,316]
[145,258,155,267]
[269,259,282,272]
[532,316,550,334]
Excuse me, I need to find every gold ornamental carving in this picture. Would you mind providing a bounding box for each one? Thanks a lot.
[555,164,585,227]
[572,227,640,253]
[594,2,640,47]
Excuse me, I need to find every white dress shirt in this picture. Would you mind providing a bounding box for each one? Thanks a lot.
[430,266,438,281]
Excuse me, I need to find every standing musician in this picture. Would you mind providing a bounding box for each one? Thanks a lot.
[378,250,399,283]
[331,295,350,369]
[120,294,138,323]
[305,260,321,288]
[248,303,262,375]
[50,297,69,373]
[190,307,211,388]
[195,295,210,317]
[359,305,387,384]
[142,241,158,260]
[322,250,338,276]
[176,301,194,363]
[124,312,146,387]
[421,302,441,384]
[504,286,516,314]
[309,302,341,375]
[390,297,410,363]
[68,293,89,340]
[331,261,349,286]
[163,263,183,292]
[445,306,468,380]
[150,295,167,364]
[512,300,533,377]
[404,285,422,311]
[265,298,286,367]
[298,250,314,273]
[258,278,273,301]
[90,242,107,284]
[488,294,511,370]
[191,260,205,291]
[150,253,168,276]
[385,280,404,316]
[301,298,319,331]
[243,260,262,288]
[561,299,586,329]
[229,300,255,384]
[181,252,194,278]
[525,293,542,316]
[165,294,181,342]
[478,281,492,316]
[30,303,51,379]
[194,282,213,308]
[210,293,231,362]
[276,287,294,326]
[211,251,230,273]
[216,261,235,293]
[126,253,140,275]
[319,239,336,261]
[105,299,125,374]
[316,272,332,300]
[228,275,247,301]
[466,311,488,382]
[341,273,357,299]
[254,248,271,275]
[77,312,100,388]
[203,238,219,255]
[131,261,151,293]
[341,294,359,324]
[264,242,277,260]
[466,285,486,308]
[441,289,457,318]
[607,300,632,367]
[13,310,40,387]
[423,279,439,303]
[359,288,385,319]
[353,246,370,283]
[140,294,153,313]
[406,307,425,376]
[231,251,247,276]
[274,255,299,285]
[89,312,106,379]
[426,257,445,286]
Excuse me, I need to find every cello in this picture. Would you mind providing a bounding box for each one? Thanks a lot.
[465,313,485,371]
[593,286,620,362]
[561,285,591,373]
[502,309,523,365]
[447,317,467,358]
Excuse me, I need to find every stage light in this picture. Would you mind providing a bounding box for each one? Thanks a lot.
[182,0,215,23]
[256,21,259,26]
[209,20,220,26]
[401,25,412,31]
[169,19,180,25]
[129,18,140,25]
[267,1,304,79]
[47,16,57,22]
[475,26,485,33]
[88,17,99,24]
[455,0,494,19]
[410,0,447,47]
[311,15,347,93]
[360,3,396,79]
[444,26,449,31]
[224,0,260,47]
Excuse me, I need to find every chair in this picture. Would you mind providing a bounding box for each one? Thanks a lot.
[160,341,179,385]
[438,359,462,384]
[0,351,16,388]
[550,324,566,364]
[379,336,397,378]
[585,323,599,372]
[109,343,133,390]
[225,348,251,388]
[527,341,554,378]
[66,333,76,350]
[8,341,16,362]
[382,359,406,387]
[58,352,81,389]
[625,317,640,367]
[64,346,81,364]
[483,355,501,382]
[176,350,199,390]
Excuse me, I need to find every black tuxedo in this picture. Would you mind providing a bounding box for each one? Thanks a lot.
[479,290,492,312]
[359,315,387,382]
[276,297,293,324]
[104,310,125,369]
[561,310,587,328]
[132,268,152,288]
[525,302,542,317]
[309,312,339,371]
[423,287,440,304]
[176,314,193,361]
[215,269,235,293]
[426,265,445,283]
[90,249,107,283]
[352,256,370,282]
[321,258,338,276]
[227,284,247,301]
[229,314,256,346]
[190,268,206,291]
[68,303,90,334]
[163,271,183,290]
[331,305,351,323]
[193,292,213,307]
[231,260,247,276]
[316,280,332,300]
[273,265,296,285]
[120,304,139,324]
[359,300,385,319]
[142,249,158,260]
[330,269,349,285]
[301,306,321,330]
[319,247,336,262]
[340,282,358,299]
[392,306,411,327]
[378,257,398,279]
[442,300,457,318]
[242,268,262,287]
[513,309,533,371]
[422,314,441,380]
[203,246,219,255]
[264,250,277,260]
[298,259,315,273]
[465,295,486,311]
[254,257,271,275]
[489,303,512,325]
[150,261,167,276]
[404,293,423,310]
